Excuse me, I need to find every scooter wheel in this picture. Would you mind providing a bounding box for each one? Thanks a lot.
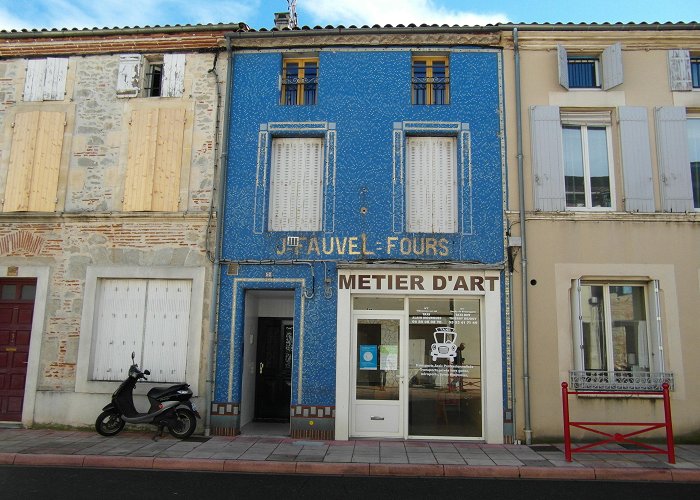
[168,408,197,439]
[95,409,125,437]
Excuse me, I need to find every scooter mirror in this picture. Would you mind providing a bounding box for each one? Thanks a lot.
[144,370,150,375]
[131,352,135,362]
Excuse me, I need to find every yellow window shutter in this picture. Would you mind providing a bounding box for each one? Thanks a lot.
[28,111,65,211]
[4,111,41,212]
[152,108,185,211]
[124,108,159,211]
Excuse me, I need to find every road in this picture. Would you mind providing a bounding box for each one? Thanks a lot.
[1,466,698,499]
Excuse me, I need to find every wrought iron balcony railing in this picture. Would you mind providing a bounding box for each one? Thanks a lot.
[569,370,674,392]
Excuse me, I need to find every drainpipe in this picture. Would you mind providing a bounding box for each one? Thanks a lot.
[513,28,532,445]
[204,36,234,436]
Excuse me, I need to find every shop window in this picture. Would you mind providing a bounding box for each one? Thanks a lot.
[23,57,68,101]
[405,136,457,232]
[116,53,185,98]
[90,278,191,383]
[570,280,672,391]
[122,107,187,212]
[268,137,324,231]
[412,56,449,105]
[2,111,66,212]
[281,58,318,105]
[557,43,623,90]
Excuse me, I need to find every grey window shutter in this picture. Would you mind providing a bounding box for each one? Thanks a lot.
[530,105,565,211]
[655,107,694,212]
[24,59,46,101]
[618,107,655,212]
[557,45,569,90]
[668,49,692,91]
[42,58,68,101]
[117,54,142,98]
[601,42,623,90]
[162,54,185,98]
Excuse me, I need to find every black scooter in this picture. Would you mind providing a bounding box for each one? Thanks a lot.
[95,352,200,440]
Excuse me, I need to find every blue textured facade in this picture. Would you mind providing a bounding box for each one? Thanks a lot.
[213,41,506,440]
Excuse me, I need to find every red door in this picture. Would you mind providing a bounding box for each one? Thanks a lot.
[0,279,36,421]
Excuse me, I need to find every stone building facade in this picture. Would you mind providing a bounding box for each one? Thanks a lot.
[0,25,241,427]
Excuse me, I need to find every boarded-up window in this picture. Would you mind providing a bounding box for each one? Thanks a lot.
[3,111,65,212]
[268,137,324,231]
[406,136,457,233]
[24,58,68,101]
[123,107,186,211]
[91,278,191,383]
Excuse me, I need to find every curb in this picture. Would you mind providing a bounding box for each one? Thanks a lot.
[2,452,700,481]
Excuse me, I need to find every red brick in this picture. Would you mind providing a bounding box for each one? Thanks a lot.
[13,454,85,467]
[152,458,224,472]
[223,460,297,474]
[296,463,369,476]
[83,455,155,469]
[0,453,16,465]
[671,469,700,482]
[594,467,673,482]
[519,466,596,480]
[444,465,520,478]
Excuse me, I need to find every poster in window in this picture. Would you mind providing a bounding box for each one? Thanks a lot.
[359,344,377,370]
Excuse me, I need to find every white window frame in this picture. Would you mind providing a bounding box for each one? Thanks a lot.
[405,136,458,233]
[561,112,616,211]
[570,279,672,392]
[75,266,204,395]
[268,136,325,232]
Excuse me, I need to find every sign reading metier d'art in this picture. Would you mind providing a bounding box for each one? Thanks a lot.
[339,273,499,292]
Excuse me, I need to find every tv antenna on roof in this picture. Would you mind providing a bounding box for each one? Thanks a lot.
[288,0,298,29]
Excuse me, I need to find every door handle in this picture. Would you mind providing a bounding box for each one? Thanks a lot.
[370,416,385,421]
[259,362,264,374]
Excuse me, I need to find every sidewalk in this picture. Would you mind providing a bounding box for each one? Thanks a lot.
[1,428,699,482]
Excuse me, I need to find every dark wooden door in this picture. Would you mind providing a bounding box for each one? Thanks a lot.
[255,318,293,421]
[0,279,36,421]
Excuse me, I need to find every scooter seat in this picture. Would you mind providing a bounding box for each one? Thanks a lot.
[147,383,189,400]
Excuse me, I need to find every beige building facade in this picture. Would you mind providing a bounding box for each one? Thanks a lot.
[503,24,700,442]
[0,25,239,428]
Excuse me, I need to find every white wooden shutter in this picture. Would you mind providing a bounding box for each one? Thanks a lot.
[648,280,665,373]
[557,45,569,90]
[530,106,566,211]
[668,49,692,92]
[91,279,147,381]
[618,107,655,212]
[655,107,694,212]
[406,137,429,232]
[24,59,46,101]
[162,54,185,98]
[269,138,324,231]
[143,280,191,382]
[571,279,583,370]
[601,42,623,90]
[117,54,142,98]
[406,137,457,233]
[42,57,68,101]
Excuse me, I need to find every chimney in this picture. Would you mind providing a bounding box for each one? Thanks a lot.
[274,11,292,29]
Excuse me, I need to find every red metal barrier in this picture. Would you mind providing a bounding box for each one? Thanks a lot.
[561,382,675,464]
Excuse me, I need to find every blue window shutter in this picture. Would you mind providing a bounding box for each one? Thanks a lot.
[668,49,692,91]
[655,107,694,212]
[530,106,565,211]
[557,45,569,90]
[619,107,655,212]
[601,43,623,90]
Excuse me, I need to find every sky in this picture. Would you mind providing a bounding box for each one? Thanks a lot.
[0,0,697,32]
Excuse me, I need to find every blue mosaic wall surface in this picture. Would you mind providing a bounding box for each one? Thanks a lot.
[216,48,505,408]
